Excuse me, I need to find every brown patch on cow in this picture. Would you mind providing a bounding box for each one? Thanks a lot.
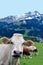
[23,40,34,46]
[23,47,30,56]
[0,37,10,44]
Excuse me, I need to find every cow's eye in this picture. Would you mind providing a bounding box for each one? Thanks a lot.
[11,42,14,44]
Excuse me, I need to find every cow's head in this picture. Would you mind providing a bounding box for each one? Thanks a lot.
[0,33,25,58]
[10,33,25,57]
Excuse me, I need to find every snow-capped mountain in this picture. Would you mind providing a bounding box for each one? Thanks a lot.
[0,11,43,41]
[0,11,41,22]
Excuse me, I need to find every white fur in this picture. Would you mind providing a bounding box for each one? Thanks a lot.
[0,44,20,65]
[0,44,11,65]
[28,46,36,51]
[11,33,25,55]
[23,45,36,51]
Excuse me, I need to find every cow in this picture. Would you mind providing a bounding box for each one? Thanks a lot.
[0,33,25,65]
[23,40,38,56]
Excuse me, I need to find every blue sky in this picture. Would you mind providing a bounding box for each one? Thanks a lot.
[0,0,43,18]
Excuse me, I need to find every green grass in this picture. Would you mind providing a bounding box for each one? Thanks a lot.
[20,42,43,65]
[0,40,3,44]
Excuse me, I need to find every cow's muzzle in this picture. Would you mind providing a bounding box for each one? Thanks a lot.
[12,51,22,58]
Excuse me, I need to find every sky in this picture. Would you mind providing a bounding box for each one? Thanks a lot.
[0,0,43,18]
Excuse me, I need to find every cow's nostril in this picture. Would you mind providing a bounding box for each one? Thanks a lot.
[14,51,16,53]
[20,52,22,54]
[14,51,22,55]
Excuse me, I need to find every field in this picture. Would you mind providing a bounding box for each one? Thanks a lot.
[20,42,43,65]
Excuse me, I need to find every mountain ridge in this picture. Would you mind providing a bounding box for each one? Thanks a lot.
[0,11,43,41]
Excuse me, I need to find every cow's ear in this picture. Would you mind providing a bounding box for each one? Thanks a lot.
[0,37,10,44]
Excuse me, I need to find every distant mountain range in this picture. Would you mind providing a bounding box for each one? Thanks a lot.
[0,11,43,41]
